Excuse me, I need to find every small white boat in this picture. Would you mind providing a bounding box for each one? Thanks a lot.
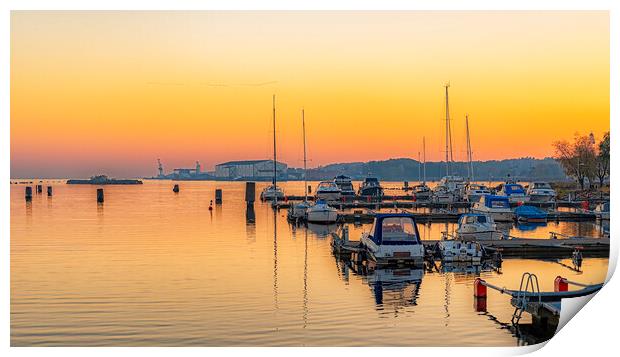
[526,182,556,202]
[498,183,529,203]
[436,240,483,263]
[360,213,425,266]
[306,200,338,223]
[455,213,502,240]
[432,185,457,203]
[472,195,514,222]
[412,184,432,201]
[315,181,342,201]
[465,184,491,202]
[334,175,356,196]
[260,184,285,201]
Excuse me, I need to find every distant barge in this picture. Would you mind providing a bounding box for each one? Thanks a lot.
[67,175,142,185]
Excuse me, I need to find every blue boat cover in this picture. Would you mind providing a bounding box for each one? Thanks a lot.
[514,205,548,219]
[368,213,422,246]
[505,184,526,195]
[483,195,510,208]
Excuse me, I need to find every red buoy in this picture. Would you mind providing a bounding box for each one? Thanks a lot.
[474,278,487,298]
[554,276,568,292]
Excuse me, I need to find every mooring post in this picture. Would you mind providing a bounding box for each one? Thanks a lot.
[25,186,33,201]
[308,185,312,194]
[215,189,222,204]
[97,188,104,203]
[47,186,53,197]
[173,184,179,193]
[245,182,255,204]
[36,184,43,194]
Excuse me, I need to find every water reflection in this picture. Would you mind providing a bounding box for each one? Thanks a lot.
[352,264,423,311]
[306,223,338,238]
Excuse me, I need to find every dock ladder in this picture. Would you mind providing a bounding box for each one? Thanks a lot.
[511,272,541,324]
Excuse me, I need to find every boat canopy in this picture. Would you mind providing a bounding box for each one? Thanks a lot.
[504,184,526,195]
[483,195,510,209]
[514,205,548,219]
[368,213,421,246]
[459,213,490,224]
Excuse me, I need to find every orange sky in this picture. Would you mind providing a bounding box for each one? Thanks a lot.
[11,11,609,178]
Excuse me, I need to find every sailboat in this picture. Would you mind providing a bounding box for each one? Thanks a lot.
[412,137,432,201]
[463,115,490,202]
[433,83,465,203]
[260,95,285,202]
[288,109,312,220]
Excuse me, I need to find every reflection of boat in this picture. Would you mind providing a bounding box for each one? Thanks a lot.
[260,185,285,201]
[514,205,548,223]
[307,222,338,237]
[360,213,425,266]
[334,175,356,196]
[472,195,514,222]
[358,177,384,197]
[67,175,142,185]
[306,200,338,223]
[498,183,529,203]
[350,265,423,308]
[456,213,502,240]
[516,222,547,231]
[465,184,491,202]
[526,182,556,202]
[594,202,610,220]
[436,240,483,263]
[315,181,342,201]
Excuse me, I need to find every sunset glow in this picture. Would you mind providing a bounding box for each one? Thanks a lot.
[11,11,609,178]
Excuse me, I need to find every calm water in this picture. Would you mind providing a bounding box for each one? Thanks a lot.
[11,180,608,346]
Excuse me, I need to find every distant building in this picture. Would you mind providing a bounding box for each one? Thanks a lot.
[215,160,288,180]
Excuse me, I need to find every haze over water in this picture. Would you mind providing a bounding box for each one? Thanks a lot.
[11,181,608,346]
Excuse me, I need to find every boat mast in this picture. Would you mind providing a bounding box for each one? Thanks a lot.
[465,114,474,182]
[272,94,278,204]
[444,83,451,176]
[302,108,307,202]
[423,136,427,184]
[418,152,421,183]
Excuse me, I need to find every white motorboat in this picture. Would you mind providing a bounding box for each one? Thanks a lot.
[526,182,556,202]
[306,200,339,223]
[455,213,502,240]
[472,195,514,222]
[360,213,425,266]
[498,183,529,203]
[260,184,285,201]
[465,184,491,202]
[413,184,432,201]
[315,181,342,201]
[334,175,356,196]
[432,184,457,203]
[358,177,384,197]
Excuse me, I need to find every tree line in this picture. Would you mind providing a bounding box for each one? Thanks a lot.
[553,132,610,190]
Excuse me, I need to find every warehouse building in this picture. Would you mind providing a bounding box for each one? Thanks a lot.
[214,160,288,180]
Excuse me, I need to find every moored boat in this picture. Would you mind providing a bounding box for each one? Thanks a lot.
[498,183,529,203]
[360,213,425,266]
[465,184,491,202]
[334,175,356,196]
[306,199,338,223]
[260,184,285,201]
[435,240,483,263]
[472,195,514,222]
[526,182,556,202]
[514,205,548,223]
[358,177,384,197]
[594,202,610,220]
[315,181,342,201]
[455,213,502,240]
[412,184,432,201]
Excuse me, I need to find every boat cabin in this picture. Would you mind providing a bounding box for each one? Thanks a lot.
[367,214,422,246]
[459,213,493,225]
[503,184,526,196]
[483,195,510,209]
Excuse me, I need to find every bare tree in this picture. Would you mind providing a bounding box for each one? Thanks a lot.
[553,134,597,190]
[595,131,610,187]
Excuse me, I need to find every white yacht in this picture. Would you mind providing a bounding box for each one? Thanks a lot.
[413,184,432,201]
[360,213,425,266]
[433,175,466,203]
[526,182,556,202]
[333,175,356,196]
[455,213,502,240]
[260,184,285,201]
[465,184,491,202]
[498,183,529,203]
[306,200,339,223]
[472,195,514,222]
[260,95,285,202]
[288,108,311,220]
[315,181,342,201]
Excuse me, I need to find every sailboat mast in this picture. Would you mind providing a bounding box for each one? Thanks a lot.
[465,114,474,182]
[272,95,277,202]
[302,109,307,202]
[444,83,451,176]
[423,136,427,184]
[418,152,421,183]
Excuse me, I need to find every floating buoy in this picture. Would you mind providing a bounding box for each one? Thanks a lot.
[554,276,568,292]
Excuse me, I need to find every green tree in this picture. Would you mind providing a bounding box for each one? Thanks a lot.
[595,131,610,187]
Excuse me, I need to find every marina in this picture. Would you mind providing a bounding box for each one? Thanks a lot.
[10,180,609,346]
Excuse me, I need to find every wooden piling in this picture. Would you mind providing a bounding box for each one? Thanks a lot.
[25,186,32,201]
[308,185,312,194]
[173,184,179,193]
[215,189,222,204]
[97,188,104,203]
[245,182,255,204]
[47,186,53,197]
[36,184,43,194]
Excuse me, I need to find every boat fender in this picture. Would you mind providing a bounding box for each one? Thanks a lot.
[554,276,568,292]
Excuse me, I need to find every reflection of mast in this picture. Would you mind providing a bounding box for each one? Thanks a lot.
[273,210,279,310]
[444,271,452,326]
[272,95,278,206]
[303,229,308,328]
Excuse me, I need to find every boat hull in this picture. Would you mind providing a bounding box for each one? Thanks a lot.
[315,191,342,201]
[306,209,338,223]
